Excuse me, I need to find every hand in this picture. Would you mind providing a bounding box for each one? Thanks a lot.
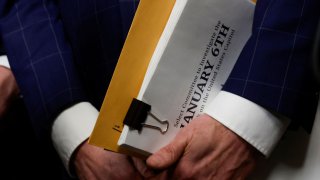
[147,114,261,180]
[73,142,143,180]
[131,157,168,180]
[0,66,19,117]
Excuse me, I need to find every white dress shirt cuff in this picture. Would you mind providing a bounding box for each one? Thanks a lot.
[51,102,98,174]
[0,55,10,69]
[204,91,290,156]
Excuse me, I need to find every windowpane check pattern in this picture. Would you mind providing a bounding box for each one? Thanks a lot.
[223,0,319,131]
[0,0,139,139]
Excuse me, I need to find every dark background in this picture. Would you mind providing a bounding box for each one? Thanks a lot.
[0,99,68,180]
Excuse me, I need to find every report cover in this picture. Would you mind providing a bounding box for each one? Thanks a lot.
[118,0,255,156]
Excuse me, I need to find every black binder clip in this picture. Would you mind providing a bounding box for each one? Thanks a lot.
[123,98,169,134]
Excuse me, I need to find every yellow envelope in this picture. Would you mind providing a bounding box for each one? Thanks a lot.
[89,0,176,154]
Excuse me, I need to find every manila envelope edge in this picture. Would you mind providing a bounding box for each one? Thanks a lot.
[89,0,176,155]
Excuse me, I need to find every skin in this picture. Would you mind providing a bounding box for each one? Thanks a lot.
[73,142,143,180]
[0,68,144,180]
[0,72,259,180]
[146,114,261,180]
[0,66,19,117]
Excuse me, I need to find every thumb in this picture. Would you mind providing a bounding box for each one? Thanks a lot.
[146,132,188,169]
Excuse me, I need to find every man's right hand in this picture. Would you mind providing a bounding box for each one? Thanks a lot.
[0,66,19,117]
[73,142,143,180]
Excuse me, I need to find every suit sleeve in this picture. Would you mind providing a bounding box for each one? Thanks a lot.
[222,0,319,132]
[0,0,87,140]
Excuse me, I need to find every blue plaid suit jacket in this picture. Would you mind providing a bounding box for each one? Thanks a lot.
[0,0,138,139]
[0,0,318,141]
[223,0,320,131]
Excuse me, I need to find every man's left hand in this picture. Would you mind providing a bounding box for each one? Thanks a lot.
[147,114,261,179]
[73,142,143,180]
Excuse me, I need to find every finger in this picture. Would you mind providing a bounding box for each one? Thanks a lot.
[131,157,156,178]
[148,170,169,180]
[147,131,189,169]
